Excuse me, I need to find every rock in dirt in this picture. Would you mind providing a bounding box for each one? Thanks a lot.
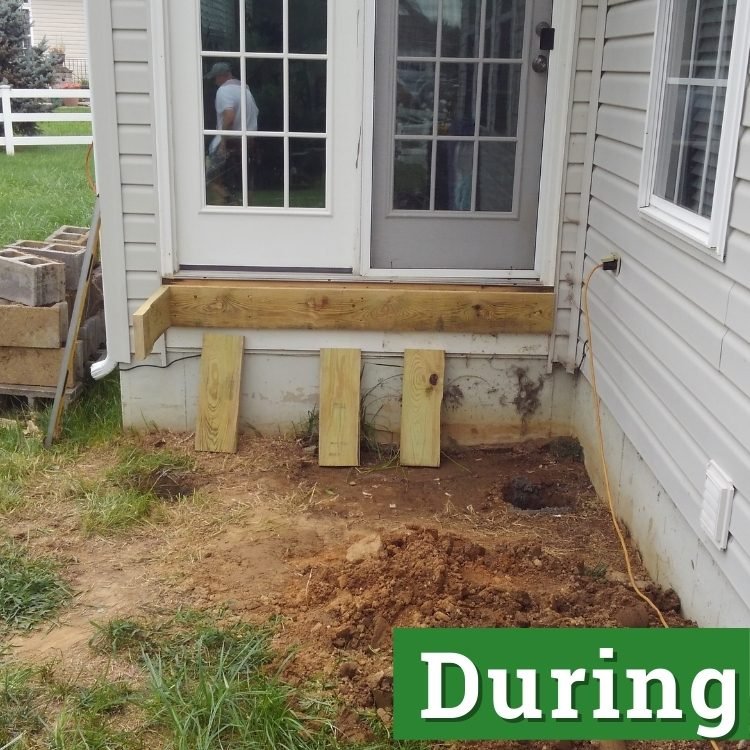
[376,707,392,728]
[371,614,391,647]
[372,687,393,709]
[345,534,382,563]
[606,571,650,589]
[338,661,359,679]
[614,603,650,628]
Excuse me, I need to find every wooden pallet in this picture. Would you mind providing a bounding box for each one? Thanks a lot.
[0,381,82,408]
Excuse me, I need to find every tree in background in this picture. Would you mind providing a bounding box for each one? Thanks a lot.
[0,0,64,134]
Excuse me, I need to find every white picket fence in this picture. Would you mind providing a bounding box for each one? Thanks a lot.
[0,85,93,155]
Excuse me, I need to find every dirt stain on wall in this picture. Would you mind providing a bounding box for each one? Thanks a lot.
[513,367,545,432]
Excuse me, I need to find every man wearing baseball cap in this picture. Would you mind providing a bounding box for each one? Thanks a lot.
[205,62,259,203]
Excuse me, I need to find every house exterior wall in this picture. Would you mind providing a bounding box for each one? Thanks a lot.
[569,0,750,615]
[121,352,575,445]
[552,0,602,367]
[91,0,577,441]
[32,0,88,66]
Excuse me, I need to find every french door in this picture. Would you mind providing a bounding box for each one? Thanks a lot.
[370,0,552,270]
[168,0,363,271]
[167,0,550,274]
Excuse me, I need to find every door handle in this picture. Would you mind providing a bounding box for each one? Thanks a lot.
[532,54,548,74]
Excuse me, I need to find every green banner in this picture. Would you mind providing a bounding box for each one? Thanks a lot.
[393,628,750,741]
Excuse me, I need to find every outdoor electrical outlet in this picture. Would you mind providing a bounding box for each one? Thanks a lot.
[601,254,621,273]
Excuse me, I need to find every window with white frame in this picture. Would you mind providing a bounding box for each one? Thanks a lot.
[640,0,750,259]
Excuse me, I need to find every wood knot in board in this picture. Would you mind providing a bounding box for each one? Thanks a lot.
[429,373,439,386]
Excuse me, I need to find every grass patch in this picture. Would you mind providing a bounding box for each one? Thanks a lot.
[8,609,431,749]
[0,139,94,247]
[0,540,70,631]
[0,421,44,483]
[0,664,144,750]
[78,444,195,535]
[80,487,155,536]
[48,374,123,451]
[93,611,342,750]
[40,106,93,138]
[0,665,47,743]
[107,445,194,498]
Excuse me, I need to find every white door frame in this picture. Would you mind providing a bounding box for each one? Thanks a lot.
[153,0,577,284]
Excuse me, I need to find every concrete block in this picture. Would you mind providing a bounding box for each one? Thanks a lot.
[46,225,89,247]
[0,299,67,348]
[0,248,65,306]
[10,241,86,291]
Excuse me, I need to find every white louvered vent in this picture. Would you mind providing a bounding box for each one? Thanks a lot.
[700,461,735,550]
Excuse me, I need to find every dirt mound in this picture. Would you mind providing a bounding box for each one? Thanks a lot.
[281,526,687,720]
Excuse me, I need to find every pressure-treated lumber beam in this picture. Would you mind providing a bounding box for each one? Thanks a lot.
[132,282,555,359]
[166,282,555,333]
[132,285,171,360]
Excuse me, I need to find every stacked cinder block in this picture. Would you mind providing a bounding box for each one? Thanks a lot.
[0,226,104,392]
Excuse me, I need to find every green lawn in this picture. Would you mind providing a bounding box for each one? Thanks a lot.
[0,107,95,247]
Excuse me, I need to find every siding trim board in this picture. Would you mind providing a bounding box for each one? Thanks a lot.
[88,0,130,363]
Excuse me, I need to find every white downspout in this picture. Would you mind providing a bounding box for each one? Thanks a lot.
[91,351,118,379]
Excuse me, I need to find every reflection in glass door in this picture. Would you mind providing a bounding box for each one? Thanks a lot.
[200,0,328,209]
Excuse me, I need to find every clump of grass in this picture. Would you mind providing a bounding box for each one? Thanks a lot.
[90,617,157,656]
[76,445,195,535]
[45,374,123,451]
[294,407,319,446]
[107,445,193,498]
[92,610,344,750]
[0,540,71,631]
[80,487,154,536]
[0,420,45,490]
[0,664,47,741]
[0,479,25,514]
[0,663,143,750]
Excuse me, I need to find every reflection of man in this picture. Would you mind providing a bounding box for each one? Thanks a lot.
[204,62,259,203]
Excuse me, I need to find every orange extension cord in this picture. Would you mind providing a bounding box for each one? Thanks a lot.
[85,141,96,194]
[581,264,720,750]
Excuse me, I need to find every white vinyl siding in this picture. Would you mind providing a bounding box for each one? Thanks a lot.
[570,0,750,618]
[30,0,88,64]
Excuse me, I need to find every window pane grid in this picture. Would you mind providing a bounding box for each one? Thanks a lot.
[201,0,328,210]
[392,0,525,215]
[654,0,735,219]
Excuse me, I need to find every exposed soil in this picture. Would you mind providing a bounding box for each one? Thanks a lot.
[2,433,710,749]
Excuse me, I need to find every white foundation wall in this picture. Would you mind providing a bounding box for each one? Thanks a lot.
[120,352,574,446]
[573,375,750,627]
